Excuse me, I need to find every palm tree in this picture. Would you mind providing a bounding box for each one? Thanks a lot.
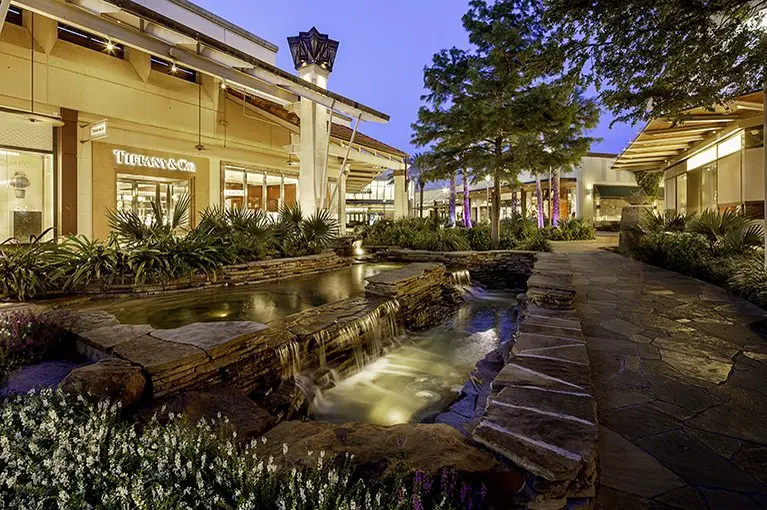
[409,152,435,218]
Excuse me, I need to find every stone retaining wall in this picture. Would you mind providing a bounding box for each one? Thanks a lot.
[73,262,454,399]
[365,263,458,329]
[372,249,536,290]
[79,252,350,296]
[470,252,597,509]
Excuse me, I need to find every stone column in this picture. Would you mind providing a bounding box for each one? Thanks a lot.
[297,64,330,216]
[394,168,408,220]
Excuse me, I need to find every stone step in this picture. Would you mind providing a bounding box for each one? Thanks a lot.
[492,386,597,425]
[519,321,583,340]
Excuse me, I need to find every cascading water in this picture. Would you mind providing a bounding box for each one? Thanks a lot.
[311,287,520,425]
[276,339,302,379]
[449,269,471,287]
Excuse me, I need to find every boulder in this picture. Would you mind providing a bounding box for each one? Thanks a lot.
[59,358,147,408]
[259,421,524,499]
[144,387,274,439]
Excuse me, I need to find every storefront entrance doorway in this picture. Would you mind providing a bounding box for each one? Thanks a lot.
[116,173,191,227]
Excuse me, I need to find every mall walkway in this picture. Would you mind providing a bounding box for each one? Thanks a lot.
[554,242,767,509]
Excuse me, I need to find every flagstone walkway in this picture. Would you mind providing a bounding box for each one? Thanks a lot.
[557,243,767,509]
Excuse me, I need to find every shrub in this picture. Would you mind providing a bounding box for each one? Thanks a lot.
[0,390,486,509]
[0,231,58,301]
[465,224,492,251]
[541,219,596,241]
[729,258,767,308]
[0,311,77,387]
[514,232,552,252]
[688,209,764,256]
[633,231,712,276]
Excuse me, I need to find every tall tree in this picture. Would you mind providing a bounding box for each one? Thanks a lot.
[546,0,767,258]
[546,0,767,124]
[415,1,550,246]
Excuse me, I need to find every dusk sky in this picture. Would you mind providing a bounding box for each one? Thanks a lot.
[194,0,639,158]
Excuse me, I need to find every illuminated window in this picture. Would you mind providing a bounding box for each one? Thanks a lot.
[7,5,23,26]
[687,146,717,170]
[717,133,742,159]
[57,23,124,59]
[150,56,198,83]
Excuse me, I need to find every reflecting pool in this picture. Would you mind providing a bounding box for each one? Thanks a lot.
[308,287,518,425]
[73,263,404,329]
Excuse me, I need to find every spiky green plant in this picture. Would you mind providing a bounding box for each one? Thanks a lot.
[107,193,192,244]
[688,209,763,255]
[0,229,58,300]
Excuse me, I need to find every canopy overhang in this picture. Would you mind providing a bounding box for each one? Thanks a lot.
[612,91,764,173]
[15,0,391,123]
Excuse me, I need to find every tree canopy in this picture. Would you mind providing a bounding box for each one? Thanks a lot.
[412,0,599,244]
[546,0,767,123]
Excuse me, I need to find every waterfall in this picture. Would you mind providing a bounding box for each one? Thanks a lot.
[449,269,471,287]
[276,339,302,379]
[323,299,403,373]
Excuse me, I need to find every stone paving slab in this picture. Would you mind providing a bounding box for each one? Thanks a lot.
[79,324,155,352]
[151,321,268,354]
[556,245,767,507]
[472,252,599,508]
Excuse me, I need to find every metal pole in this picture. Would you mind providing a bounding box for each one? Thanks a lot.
[320,100,336,209]
[329,113,362,207]
[0,0,11,35]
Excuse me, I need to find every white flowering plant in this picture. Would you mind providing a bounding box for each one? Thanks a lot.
[0,390,487,509]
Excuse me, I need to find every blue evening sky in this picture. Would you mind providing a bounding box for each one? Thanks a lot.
[194,0,638,157]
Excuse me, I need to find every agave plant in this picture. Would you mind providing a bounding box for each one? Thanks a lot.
[688,209,764,255]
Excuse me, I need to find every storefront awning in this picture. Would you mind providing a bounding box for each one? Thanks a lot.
[593,185,662,199]
[612,91,763,173]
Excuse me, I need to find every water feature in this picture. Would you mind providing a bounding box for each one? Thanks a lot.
[304,287,518,425]
[71,263,404,329]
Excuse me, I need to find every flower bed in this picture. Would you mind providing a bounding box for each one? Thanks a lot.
[0,390,486,509]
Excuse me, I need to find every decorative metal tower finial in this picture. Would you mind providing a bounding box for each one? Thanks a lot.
[287,27,339,72]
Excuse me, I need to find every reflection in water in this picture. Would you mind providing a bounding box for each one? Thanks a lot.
[309,288,518,425]
[74,263,404,329]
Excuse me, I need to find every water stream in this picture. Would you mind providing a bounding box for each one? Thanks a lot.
[305,287,518,425]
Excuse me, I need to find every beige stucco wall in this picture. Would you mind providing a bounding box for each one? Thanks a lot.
[91,142,210,240]
[0,13,297,239]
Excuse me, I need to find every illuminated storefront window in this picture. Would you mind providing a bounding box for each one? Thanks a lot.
[222,165,297,215]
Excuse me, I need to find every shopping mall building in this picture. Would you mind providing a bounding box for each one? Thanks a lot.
[612,91,765,218]
[0,0,408,241]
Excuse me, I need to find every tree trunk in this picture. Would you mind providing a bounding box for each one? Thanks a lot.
[552,167,561,226]
[449,172,457,227]
[463,168,472,228]
[419,181,425,218]
[536,175,544,229]
[491,175,501,248]
[511,188,519,216]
